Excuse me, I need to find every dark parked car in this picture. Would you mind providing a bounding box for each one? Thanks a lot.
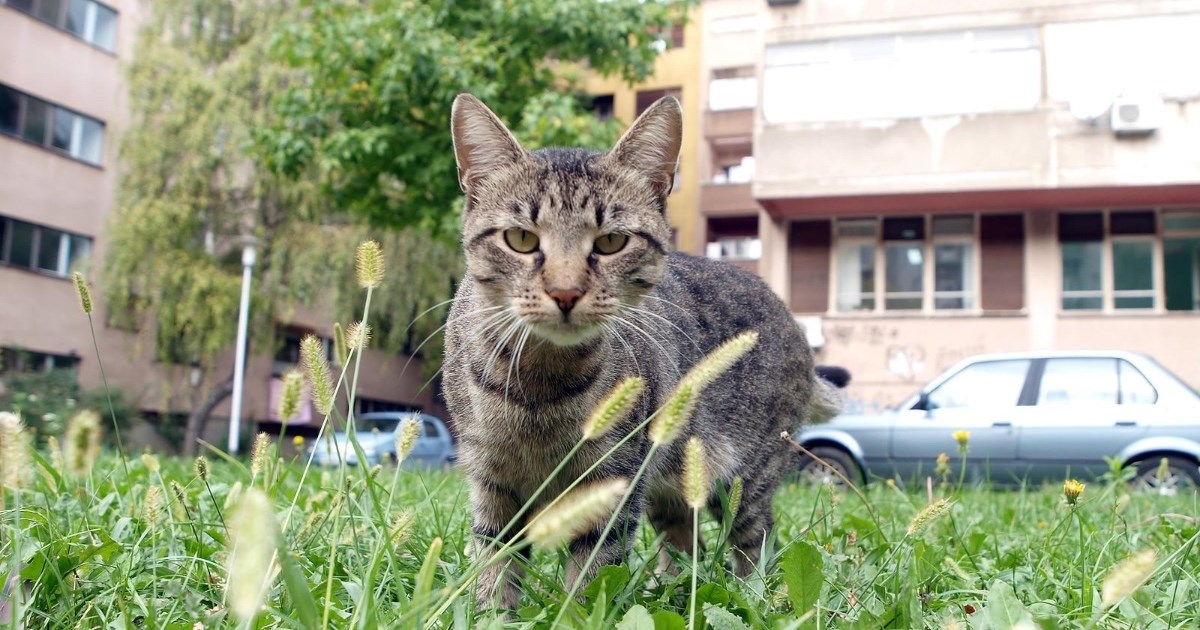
[796,351,1200,494]
[310,412,455,468]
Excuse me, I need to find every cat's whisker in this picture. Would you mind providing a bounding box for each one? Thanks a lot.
[621,305,701,350]
[635,294,701,324]
[402,305,509,379]
[484,317,525,385]
[612,315,683,378]
[603,322,642,382]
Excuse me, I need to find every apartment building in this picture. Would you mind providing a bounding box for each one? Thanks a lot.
[699,0,1200,408]
[585,6,704,254]
[0,1,438,448]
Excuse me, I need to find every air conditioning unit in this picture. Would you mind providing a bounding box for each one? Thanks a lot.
[1110,95,1161,137]
[767,0,801,6]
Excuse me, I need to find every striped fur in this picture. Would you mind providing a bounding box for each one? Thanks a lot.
[444,94,841,608]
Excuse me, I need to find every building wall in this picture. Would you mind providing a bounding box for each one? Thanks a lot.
[584,5,703,254]
[0,2,441,449]
[692,0,1200,408]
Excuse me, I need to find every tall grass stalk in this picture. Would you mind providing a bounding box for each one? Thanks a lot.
[74,272,128,474]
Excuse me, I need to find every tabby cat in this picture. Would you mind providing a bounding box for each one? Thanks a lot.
[443,94,843,608]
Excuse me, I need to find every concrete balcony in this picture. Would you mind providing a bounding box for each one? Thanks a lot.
[700,183,759,216]
[704,108,754,141]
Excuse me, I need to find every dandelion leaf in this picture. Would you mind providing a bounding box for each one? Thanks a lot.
[616,604,655,630]
[651,610,686,630]
[782,540,825,615]
[984,579,1034,629]
[702,604,752,630]
[582,564,631,601]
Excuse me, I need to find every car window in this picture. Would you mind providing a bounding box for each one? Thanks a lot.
[1037,358,1118,406]
[1118,360,1157,404]
[927,359,1030,409]
[423,420,439,438]
[365,419,399,432]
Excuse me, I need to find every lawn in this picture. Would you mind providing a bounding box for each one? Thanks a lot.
[1,444,1197,629]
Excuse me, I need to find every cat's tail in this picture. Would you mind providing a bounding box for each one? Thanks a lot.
[810,365,850,424]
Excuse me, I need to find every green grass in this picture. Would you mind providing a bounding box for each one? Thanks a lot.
[2,450,1197,629]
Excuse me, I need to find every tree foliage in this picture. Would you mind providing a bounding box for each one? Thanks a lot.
[262,0,688,236]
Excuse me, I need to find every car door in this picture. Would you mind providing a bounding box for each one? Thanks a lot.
[889,359,1033,484]
[1017,357,1152,483]
[405,414,449,468]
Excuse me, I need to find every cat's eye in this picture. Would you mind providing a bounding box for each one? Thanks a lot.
[503,228,540,253]
[594,233,628,255]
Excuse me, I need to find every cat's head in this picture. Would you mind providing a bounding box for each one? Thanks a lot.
[451,94,682,347]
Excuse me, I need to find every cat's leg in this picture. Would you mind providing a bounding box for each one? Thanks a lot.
[646,489,699,573]
[565,489,643,594]
[470,477,526,610]
[726,473,779,578]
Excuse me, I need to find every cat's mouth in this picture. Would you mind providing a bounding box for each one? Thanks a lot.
[525,317,606,347]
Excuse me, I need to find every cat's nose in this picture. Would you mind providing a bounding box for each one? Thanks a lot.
[547,287,584,314]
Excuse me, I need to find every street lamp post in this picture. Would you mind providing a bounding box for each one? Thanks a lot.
[228,238,257,454]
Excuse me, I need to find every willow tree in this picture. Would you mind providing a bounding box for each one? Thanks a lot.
[105,0,461,454]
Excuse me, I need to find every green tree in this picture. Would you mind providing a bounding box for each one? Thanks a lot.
[262,0,689,236]
[105,0,461,454]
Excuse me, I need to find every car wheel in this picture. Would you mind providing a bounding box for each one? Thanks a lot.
[797,447,861,489]
[1131,456,1200,496]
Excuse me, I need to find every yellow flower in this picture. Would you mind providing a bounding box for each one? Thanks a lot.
[936,452,950,465]
[1063,479,1085,506]
[292,435,306,448]
[952,431,970,447]
[886,478,896,488]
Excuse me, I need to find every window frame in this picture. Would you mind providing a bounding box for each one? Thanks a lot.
[1058,209,1164,314]
[0,83,106,166]
[830,214,982,315]
[2,0,119,53]
[0,214,93,278]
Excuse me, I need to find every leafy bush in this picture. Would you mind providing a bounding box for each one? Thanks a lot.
[1,368,135,445]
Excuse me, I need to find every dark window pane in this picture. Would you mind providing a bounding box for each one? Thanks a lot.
[1114,296,1154,309]
[37,0,65,25]
[635,87,681,116]
[8,0,35,12]
[883,216,925,241]
[0,219,7,262]
[1111,210,1155,235]
[1112,241,1153,291]
[9,221,36,268]
[22,99,49,144]
[590,94,614,122]
[37,228,64,273]
[51,108,74,151]
[66,0,88,37]
[884,243,923,310]
[0,86,19,135]
[1063,296,1103,310]
[1059,212,1103,242]
[1164,237,1200,311]
[1061,241,1102,310]
[92,3,117,51]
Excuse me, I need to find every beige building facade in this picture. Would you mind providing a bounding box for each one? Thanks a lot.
[698,0,1200,409]
[1,1,438,449]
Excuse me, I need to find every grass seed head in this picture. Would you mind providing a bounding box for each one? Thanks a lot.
[47,435,63,471]
[332,322,348,367]
[1062,479,1085,506]
[679,330,758,392]
[224,481,244,512]
[395,416,423,464]
[194,455,210,482]
[907,498,953,536]
[278,370,303,422]
[582,376,644,440]
[356,240,385,289]
[727,476,744,522]
[1101,549,1157,609]
[390,510,415,546]
[142,486,163,528]
[169,480,188,521]
[649,382,696,446]
[72,272,93,314]
[226,487,279,622]
[527,478,629,549]
[0,412,30,492]
[346,320,371,351]
[141,452,160,474]
[683,436,710,509]
[64,409,102,477]
[300,334,335,415]
[250,433,271,480]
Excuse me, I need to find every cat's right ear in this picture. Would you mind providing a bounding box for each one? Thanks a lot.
[451,94,528,193]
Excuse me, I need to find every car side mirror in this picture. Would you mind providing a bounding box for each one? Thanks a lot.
[914,392,934,417]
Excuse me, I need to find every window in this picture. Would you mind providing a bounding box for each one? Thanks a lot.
[3,0,118,52]
[764,26,1041,122]
[1037,358,1157,406]
[711,156,755,185]
[709,68,757,111]
[0,215,93,277]
[927,359,1030,409]
[0,347,80,374]
[705,216,759,261]
[0,84,106,165]
[650,22,685,51]
[635,87,682,116]
[1164,210,1200,311]
[589,94,615,122]
[834,215,977,313]
[273,327,333,375]
[1059,211,1156,311]
[357,398,420,415]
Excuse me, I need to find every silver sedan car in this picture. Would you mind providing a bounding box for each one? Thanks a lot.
[797,351,1200,493]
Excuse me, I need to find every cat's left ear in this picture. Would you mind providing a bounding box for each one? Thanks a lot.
[451,94,528,193]
[604,96,683,198]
